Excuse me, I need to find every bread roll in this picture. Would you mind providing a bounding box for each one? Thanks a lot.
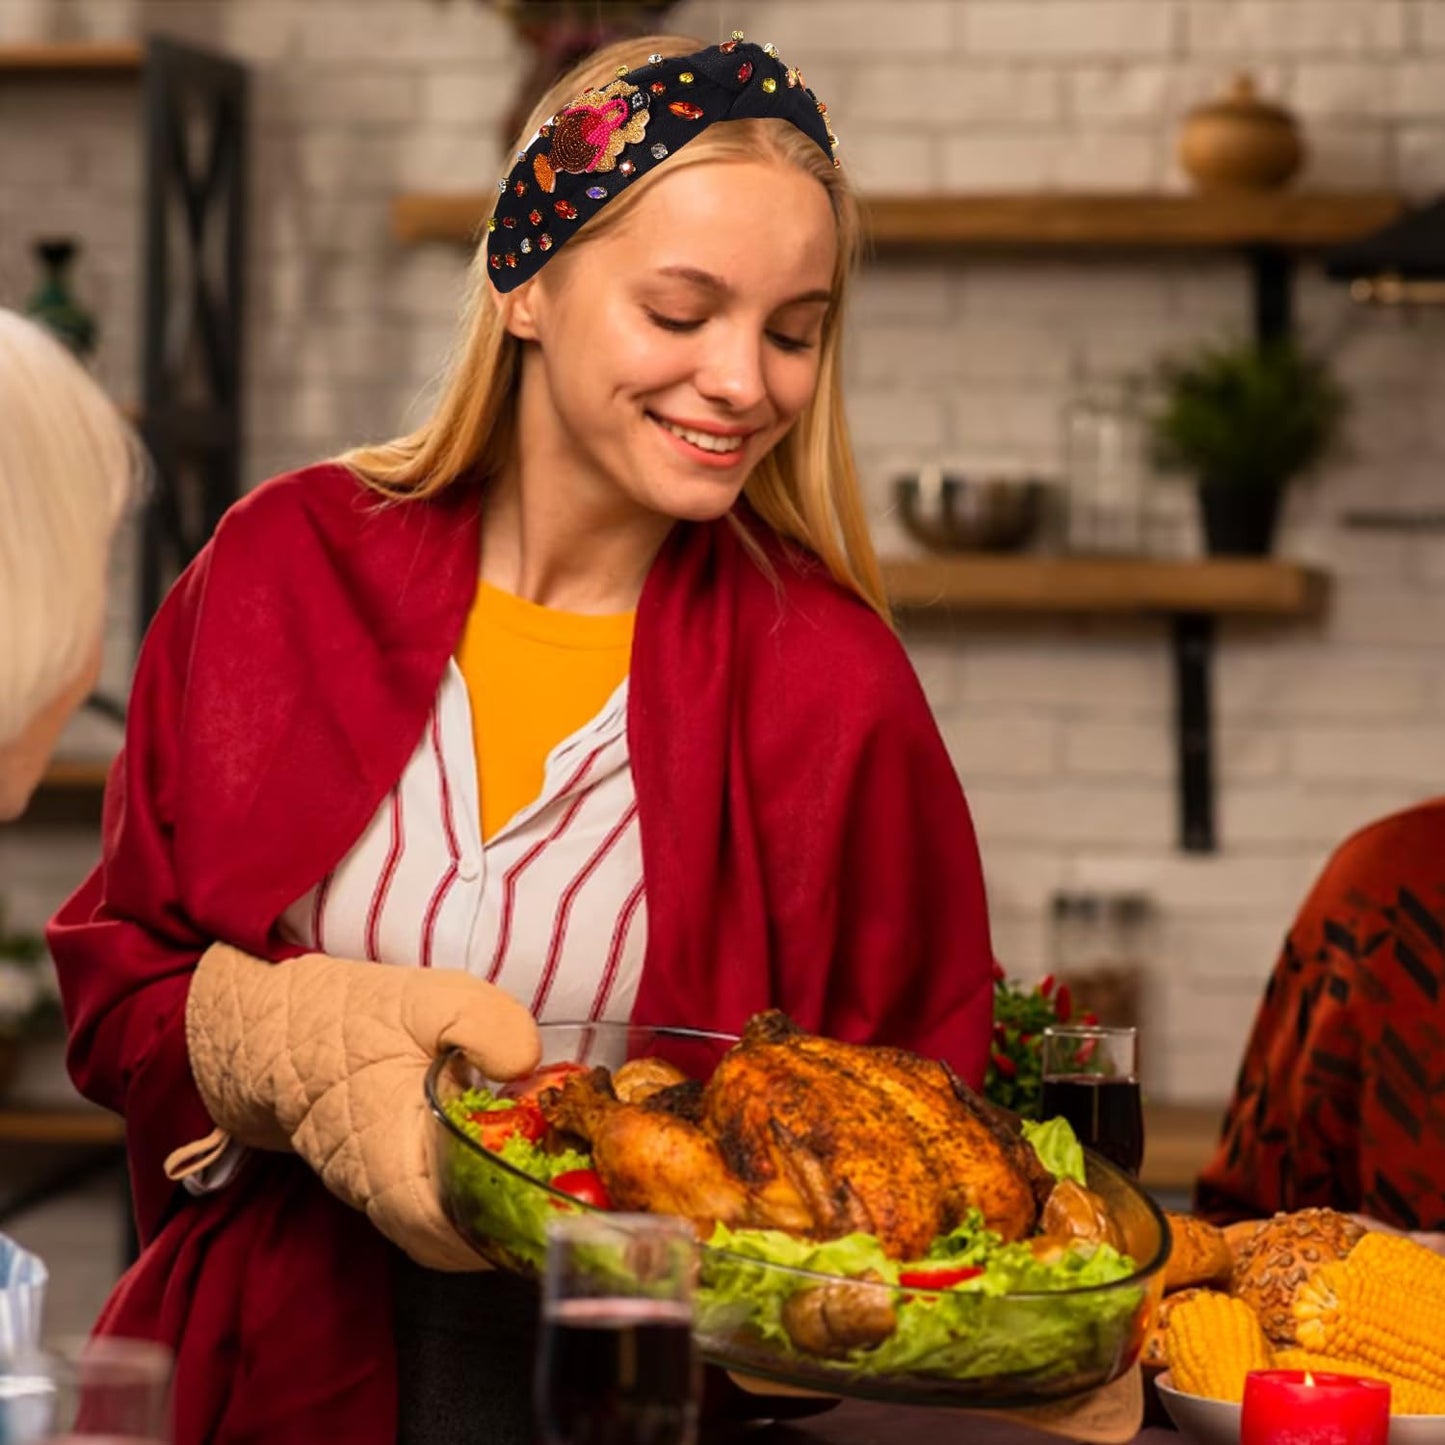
[1230,1208,1365,1346]
[1163,1212,1234,1291]
[1223,1218,1267,1260]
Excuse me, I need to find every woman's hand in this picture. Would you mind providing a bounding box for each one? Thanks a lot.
[182,943,540,1270]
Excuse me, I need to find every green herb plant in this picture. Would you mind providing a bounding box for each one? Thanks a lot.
[1148,337,1346,491]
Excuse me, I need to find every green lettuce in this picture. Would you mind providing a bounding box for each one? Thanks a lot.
[440,1089,591,1271]
[1023,1116,1087,1187]
[696,1220,1139,1383]
[861,1241,1141,1381]
[698,1226,901,1345]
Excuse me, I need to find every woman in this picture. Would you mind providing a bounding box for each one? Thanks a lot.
[1195,797,1445,1249]
[0,309,139,821]
[49,33,996,1445]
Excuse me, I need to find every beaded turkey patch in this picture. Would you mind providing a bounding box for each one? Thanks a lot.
[533,80,650,193]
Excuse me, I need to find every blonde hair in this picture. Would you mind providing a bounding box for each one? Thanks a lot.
[343,35,887,619]
[0,310,143,746]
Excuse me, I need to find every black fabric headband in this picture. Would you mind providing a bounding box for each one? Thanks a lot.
[486,33,838,293]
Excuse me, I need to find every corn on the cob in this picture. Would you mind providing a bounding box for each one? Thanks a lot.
[1346,1231,1445,1291]
[1166,1291,1273,1403]
[1272,1350,1445,1416]
[1293,1245,1445,1393]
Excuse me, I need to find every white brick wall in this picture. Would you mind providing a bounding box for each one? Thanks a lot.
[964,3,1180,60]
[6,0,1445,1107]
[1186,2,1408,58]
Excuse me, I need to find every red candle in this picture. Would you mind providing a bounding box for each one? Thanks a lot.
[1242,1370,1390,1445]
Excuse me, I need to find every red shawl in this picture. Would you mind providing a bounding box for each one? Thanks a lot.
[48,463,993,1445]
[1195,797,1445,1230]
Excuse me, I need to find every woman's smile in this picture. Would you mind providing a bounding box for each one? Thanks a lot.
[648,411,754,467]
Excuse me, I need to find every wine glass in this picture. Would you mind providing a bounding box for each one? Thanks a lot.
[535,1214,701,1445]
[4,1335,173,1442]
[1040,1024,1144,1177]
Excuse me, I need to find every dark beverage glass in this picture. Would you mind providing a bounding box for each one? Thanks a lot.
[1039,1025,1144,1176]
[536,1214,700,1445]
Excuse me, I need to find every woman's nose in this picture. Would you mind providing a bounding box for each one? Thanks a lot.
[694,329,767,412]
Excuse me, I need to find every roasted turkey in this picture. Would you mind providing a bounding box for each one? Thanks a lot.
[541,1010,1050,1259]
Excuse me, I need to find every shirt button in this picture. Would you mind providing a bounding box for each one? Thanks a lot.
[457,854,480,882]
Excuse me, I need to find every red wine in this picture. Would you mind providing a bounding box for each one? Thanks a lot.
[536,1297,699,1445]
[1039,1075,1145,1176]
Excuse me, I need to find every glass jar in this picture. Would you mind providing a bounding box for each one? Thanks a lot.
[1061,377,1149,556]
[1048,890,1149,1030]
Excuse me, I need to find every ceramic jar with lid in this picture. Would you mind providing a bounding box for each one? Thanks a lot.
[1178,73,1304,192]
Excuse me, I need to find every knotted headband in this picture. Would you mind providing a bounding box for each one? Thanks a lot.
[486,32,838,293]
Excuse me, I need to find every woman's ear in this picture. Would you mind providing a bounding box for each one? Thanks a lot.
[501,278,543,342]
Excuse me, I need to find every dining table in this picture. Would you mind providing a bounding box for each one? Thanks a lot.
[744,1401,1177,1445]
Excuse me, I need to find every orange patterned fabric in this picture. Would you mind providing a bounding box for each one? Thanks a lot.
[1195,797,1445,1231]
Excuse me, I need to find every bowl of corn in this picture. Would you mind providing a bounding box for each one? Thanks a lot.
[1157,1373,1445,1445]
[1155,1230,1445,1445]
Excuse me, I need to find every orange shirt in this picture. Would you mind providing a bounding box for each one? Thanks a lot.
[455,581,634,842]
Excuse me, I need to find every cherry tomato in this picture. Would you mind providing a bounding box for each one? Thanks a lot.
[498,1062,588,1106]
[550,1169,612,1210]
[467,1102,547,1151]
[898,1265,984,1292]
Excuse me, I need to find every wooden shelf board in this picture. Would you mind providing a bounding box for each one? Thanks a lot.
[392,193,491,246]
[0,1105,124,1147]
[39,759,112,790]
[0,41,143,74]
[881,556,1329,617]
[391,190,1404,250]
[862,192,1405,251]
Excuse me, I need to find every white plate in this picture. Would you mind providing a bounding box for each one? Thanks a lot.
[1156,1371,1445,1445]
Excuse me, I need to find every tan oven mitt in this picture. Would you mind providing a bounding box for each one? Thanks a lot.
[174,942,540,1271]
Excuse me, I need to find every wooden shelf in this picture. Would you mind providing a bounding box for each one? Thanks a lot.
[393,194,492,245]
[390,189,1404,250]
[19,759,113,825]
[883,557,1329,852]
[0,41,143,74]
[881,557,1329,617]
[0,1105,124,1147]
[861,192,1405,252]
[39,759,113,791]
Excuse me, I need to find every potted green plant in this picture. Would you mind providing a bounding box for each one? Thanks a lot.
[1149,337,1347,556]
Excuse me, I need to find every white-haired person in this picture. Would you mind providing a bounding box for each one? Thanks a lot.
[0,308,140,821]
[48,31,997,1445]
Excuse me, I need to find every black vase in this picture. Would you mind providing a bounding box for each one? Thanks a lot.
[1196,479,1284,556]
[25,237,98,359]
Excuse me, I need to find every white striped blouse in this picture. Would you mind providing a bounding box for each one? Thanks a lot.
[184,660,644,1195]
[280,660,648,1023]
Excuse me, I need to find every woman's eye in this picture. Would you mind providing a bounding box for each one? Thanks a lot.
[768,332,814,354]
[646,310,704,333]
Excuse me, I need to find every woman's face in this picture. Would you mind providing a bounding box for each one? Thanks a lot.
[505,156,838,525]
[0,640,101,823]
